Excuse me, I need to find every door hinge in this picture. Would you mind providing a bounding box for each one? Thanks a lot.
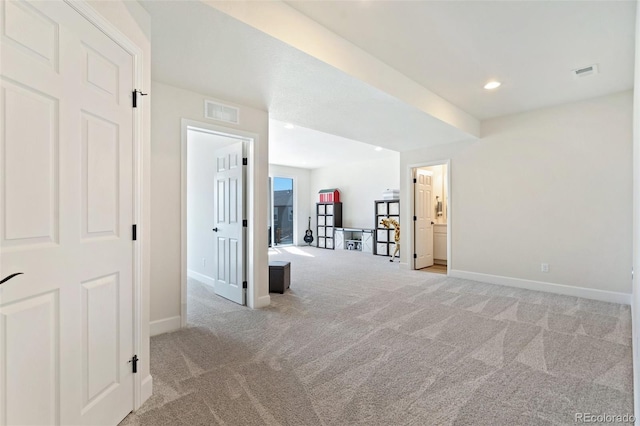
[413,216,417,221]
[243,281,247,289]
[413,253,417,259]
[132,224,137,241]
[242,158,247,166]
[132,89,147,108]
[413,178,417,183]
[243,220,248,227]
[129,354,138,373]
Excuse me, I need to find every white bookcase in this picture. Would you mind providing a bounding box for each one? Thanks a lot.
[334,228,374,253]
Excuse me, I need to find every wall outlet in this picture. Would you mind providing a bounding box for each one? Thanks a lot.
[541,263,549,273]
[202,258,206,267]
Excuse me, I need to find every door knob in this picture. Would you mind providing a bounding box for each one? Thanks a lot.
[0,272,24,285]
[431,221,435,225]
[212,228,219,232]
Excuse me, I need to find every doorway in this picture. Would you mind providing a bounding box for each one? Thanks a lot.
[181,120,255,323]
[271,177,294,246]
[413,162,450,274]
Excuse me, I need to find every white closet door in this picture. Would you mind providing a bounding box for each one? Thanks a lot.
[0,1,135,424]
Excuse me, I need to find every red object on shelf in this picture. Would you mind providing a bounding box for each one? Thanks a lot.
[319,188,340,203]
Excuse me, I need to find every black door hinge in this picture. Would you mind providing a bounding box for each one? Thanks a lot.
[413,216,417,221]
[243,281,247,289]
[242,158,247,166]
[413,178,417,183]
[132,90,147,108]
[243,220,248,227]
[413,254,417,259]
[129,354,138,373]
[132,224,137,241]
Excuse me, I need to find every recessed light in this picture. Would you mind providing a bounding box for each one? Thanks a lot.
[374,147,383,151]
[284,123,294,129]
[484,81,501,90]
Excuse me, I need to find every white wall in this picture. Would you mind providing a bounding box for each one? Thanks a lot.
[187,130,236,285]
[150,81,269,328]
[89,0,152,406]
[310,154,400,229]
[631,0,640,418]
[401,91,633,299]
[269,165,311,246]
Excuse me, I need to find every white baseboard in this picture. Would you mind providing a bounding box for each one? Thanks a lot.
[150,315,182,336]
[631,301,639,423]
[187,269,215,288]
[449,269,631,305]
[140,375,153,408]
[254,294,271,308]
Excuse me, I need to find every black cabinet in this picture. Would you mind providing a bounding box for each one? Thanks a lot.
[316,202,342,249]
[374,200,400,257]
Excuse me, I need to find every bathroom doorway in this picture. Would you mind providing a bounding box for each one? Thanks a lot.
[413,163,449,274]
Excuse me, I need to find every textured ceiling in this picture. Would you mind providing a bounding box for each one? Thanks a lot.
[285,0,636,120]
[269,119,397,169]
[142,0,473,158]
[141,0,636,168]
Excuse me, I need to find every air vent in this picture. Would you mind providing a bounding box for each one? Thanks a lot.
[572,64,599,78]
[204,100,240,124]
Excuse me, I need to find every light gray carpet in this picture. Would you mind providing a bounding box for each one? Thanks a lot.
[121,246,633,425]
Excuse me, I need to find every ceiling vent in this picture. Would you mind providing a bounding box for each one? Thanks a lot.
[204,100,240,124]
[572,64,599,78]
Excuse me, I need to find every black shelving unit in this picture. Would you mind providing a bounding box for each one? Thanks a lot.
[316,202,343,249]
[374,199,400,257]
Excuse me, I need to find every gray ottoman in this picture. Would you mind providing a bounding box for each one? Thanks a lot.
[269,261,290,294]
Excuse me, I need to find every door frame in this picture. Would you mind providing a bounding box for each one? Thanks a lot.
[63,0,148,411]
[407,159,452,274]
[269,174,297,246]
[180,119,257,323]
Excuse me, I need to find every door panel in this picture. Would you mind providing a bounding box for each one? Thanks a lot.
[213,142,245,305]
[415,170,434,269]
[0,291,59,426]
[82,112,120,238]
[0,1,135,424]
[2,80,58,246]
[362,231,373,253]
[81,274,119,408]
[3,0,58,70]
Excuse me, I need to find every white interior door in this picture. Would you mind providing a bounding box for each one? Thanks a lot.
[213,141,245,305]
[414,169,434,269]
[0,1,135,424]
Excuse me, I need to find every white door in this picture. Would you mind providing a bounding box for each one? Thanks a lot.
[213,142,245,305]
[0,1,135,424]
[414,169,434,269]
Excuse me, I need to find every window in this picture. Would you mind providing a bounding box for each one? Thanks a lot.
[272,177,293,245]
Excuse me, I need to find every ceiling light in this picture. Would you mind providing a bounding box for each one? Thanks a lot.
[374,147,383,151]
[484,81,501,90]
[284,123,294,129]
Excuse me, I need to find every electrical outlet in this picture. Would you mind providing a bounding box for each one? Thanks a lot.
[202,258,206,267]
[541,263,549,273]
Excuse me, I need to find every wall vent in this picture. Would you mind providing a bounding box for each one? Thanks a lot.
[204,100,240,124]
[572,64,599,78]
